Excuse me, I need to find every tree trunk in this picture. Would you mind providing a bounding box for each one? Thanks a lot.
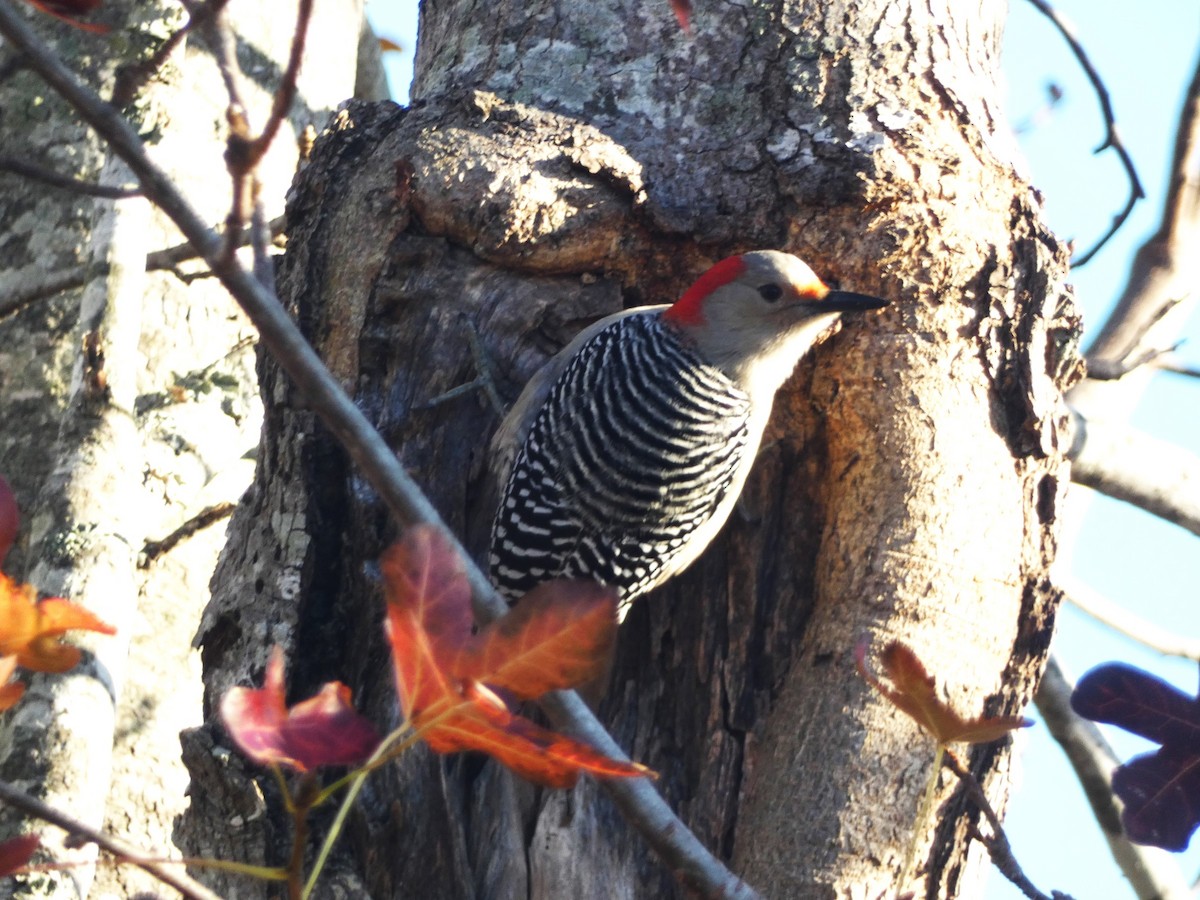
[0,3,366,897]
[190,1,1080,897]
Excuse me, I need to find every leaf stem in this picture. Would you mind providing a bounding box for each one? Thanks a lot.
[897,743,944,896]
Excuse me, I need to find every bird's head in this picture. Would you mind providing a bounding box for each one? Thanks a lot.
[662,250,888,393]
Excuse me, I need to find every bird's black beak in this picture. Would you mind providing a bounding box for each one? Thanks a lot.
[820,290,890,312]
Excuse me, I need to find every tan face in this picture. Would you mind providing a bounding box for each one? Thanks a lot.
[667,250,887,392]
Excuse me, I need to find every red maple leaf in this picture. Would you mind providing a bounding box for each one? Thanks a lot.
[221,646,381,773]
[857,639,1031,745]
[382,526,647,787]
[0,833,39,878]
[669,0,692,34]
[0,476,17,565]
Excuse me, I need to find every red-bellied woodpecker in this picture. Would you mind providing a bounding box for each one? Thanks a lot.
[489,251,887,617]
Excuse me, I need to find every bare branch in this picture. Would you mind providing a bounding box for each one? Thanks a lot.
[1083,313,1182,381]
[198,7,254,260]
[199,3,248,113]
[1023,0,1145,266]
[1152,352,1200,380]
[249,187,275,292]
[1076,51,1200,385]
[244,0,313,168]
[0,217,285,322]
[0,155,140,198]
[942,750,1068,900]
[111,0,231,106]
[1069,411,1200,538]
[1061,576,1200,661]
[0,269,87,320]
[1035,657,1193,899]
[0,779,224,900]
[200,0,311,263]
[145,216,285,271]
[0,9,757,897]
[1160,48,1200,253]
[140,501,237,567]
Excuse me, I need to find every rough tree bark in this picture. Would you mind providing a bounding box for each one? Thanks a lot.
[186,1,1080,898]
[0,3,366,897]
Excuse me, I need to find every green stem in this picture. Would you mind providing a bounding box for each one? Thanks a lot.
[312,726,423,807]
[176,857,290,881]
[897,743,945,897]
[301,725,418,899]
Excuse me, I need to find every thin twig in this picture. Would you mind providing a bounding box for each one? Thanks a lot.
[1083,295,1182,380]
[201,4,248,113]
[250,186,276,293]
[1062,576,1200,661]
[200,6,253,261]
[415,316,507,415]
[0,779,224,900]
[1159,48,1200,250]
[244,0,312,169]
[111,0,232,106]
[0,269,87,320]
[1085,343,1178,381]
[1023,0,1145,266]
[1152,352,1200,380]
[942,750,1070,900]
[0,9,757,898]
[202,0,310,263]
[1013,82,1064,136]
[140,501,237,567]
[146,215,286,271]
[1077,51,1200,378]
[0,155,140,198]
[0,217,286,323]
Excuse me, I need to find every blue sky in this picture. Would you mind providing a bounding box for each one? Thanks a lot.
[998,3,1198,897]
[367,2,1200,895]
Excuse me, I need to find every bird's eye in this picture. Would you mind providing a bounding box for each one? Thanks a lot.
[758,284,784,302]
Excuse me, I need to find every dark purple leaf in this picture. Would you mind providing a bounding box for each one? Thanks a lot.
[1071,663,1200,746]
[1072,662,1200,852]
[1112,748,1200,852]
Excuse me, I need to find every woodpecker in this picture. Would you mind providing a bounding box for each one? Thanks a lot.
[488,251,887,617]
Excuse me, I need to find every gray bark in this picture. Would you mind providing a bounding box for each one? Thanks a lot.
[188,0,1080,897]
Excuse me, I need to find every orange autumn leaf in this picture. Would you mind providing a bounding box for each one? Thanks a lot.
[857,640,1031,745]
[416,682,649,789]
[21,0,109,33]
[0,656,24,712]
[452,579,617,700]
[382,526,642,787]
[380,527,474,720]
[0,575,115,673]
